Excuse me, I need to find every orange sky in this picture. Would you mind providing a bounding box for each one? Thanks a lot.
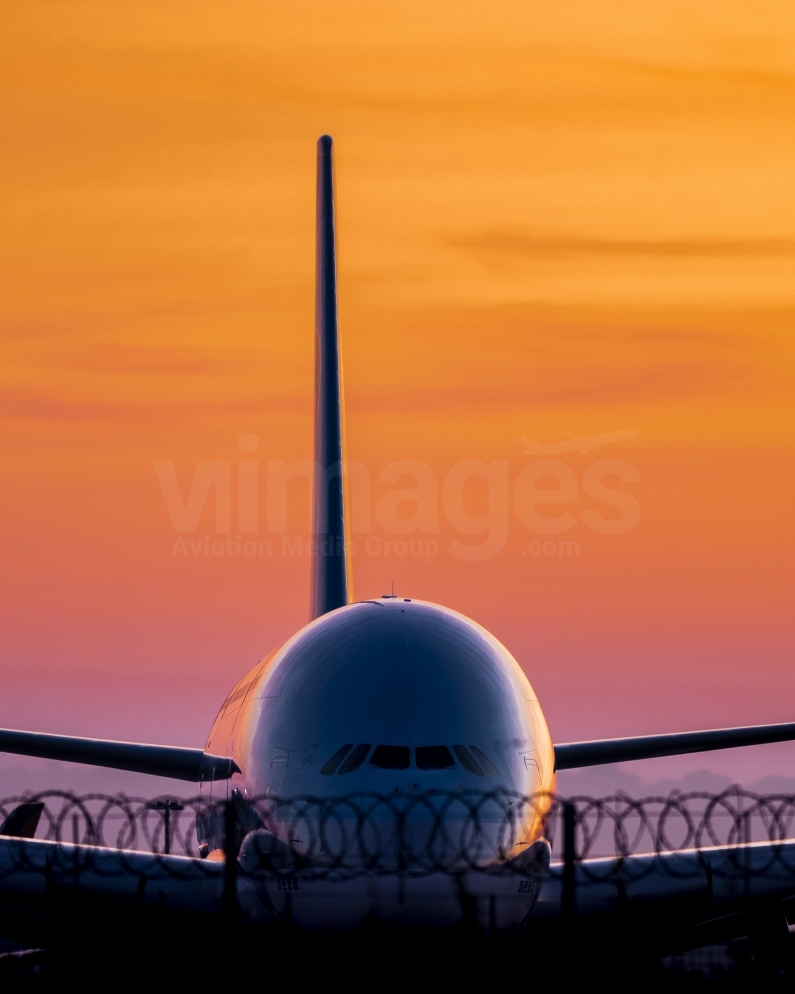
[1,1,794,789]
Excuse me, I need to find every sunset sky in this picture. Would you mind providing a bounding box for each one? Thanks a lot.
[1,0,793,793]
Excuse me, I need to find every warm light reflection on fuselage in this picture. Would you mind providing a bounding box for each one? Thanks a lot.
[199,598,555,860]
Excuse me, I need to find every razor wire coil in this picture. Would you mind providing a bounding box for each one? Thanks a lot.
[2,789,795,884]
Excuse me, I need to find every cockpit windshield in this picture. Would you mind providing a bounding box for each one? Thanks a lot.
[370,745,410,770]
[320,742,500,776]
[415,745,454,770]
[320,744,352,775]
[452,745,483,775]
[338,743,371,774]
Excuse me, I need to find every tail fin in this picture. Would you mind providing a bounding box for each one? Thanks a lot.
[311,135,350,619]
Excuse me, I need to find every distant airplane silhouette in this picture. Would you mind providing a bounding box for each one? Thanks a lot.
[521,429,638,455]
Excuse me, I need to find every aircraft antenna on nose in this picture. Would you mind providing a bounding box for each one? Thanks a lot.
[311,135,351,618]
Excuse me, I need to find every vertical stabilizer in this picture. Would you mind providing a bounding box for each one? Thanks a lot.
[311,135,350,618]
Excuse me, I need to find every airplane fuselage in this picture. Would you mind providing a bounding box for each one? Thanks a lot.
[200,597,555,847]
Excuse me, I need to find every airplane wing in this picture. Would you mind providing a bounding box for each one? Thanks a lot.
[0,728,239,781]
[0,833,226,954]
[554,721,795,770]
[538,839,795,914]
[534,838,795,956]
[2,821,795,953]
[4,720,794,782]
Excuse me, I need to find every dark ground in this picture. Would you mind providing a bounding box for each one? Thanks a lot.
[3,924,795,991]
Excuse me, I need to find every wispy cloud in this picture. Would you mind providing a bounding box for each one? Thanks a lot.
[455,232,795,260]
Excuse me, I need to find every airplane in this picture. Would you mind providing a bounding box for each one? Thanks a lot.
[521,429,639,456]
[2,136,795,946]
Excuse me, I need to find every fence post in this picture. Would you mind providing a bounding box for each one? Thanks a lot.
[146,799,184,856]
[164,806,171,855]
[223,800,238,917]
[562,801,577,923]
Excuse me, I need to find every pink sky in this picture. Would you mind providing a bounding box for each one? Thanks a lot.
[1,0,794,795]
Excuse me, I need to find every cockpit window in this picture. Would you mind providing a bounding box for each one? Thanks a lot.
[469,745,499,777]
[338,744,371,775]
[453,745,484,776]
[415,746,454,770]
[370,745,410,770]
[320,744,353,776]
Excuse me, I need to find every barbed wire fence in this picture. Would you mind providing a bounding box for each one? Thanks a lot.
[4,789,795,985]
[3,788,795,891]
